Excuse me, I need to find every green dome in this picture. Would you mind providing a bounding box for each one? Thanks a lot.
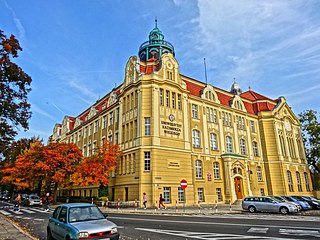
[139,19,175,61]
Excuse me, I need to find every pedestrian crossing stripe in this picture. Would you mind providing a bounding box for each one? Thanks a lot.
[248,227,269,233]
[0,210,11,215]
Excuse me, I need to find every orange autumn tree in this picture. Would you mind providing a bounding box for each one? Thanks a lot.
[39,142,83,203]
[1,141,82,202]
[72,141,122,188]
[1,140,44,190]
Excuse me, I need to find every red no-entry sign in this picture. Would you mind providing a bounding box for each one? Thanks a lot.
[180,179,188,189]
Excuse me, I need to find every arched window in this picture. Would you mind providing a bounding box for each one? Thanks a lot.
[287,171,294,192]
[252,141,259,157]
[304,172,310,191]
[240,139,246,155]
[192,129,201,148]
[210,133,218,150]
[195,160,203,179]
[296,172,302,192]
[257,166,262,181]
[226,136,233,152]
[213,162,220,179]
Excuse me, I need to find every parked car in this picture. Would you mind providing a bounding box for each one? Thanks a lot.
[47,203,119,240]
[242,196,298,214]
[281,196,311,211]
[23,195,42,206]
[292,196,320,210]
[271,196,302,212]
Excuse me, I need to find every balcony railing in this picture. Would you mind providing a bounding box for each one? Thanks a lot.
[139,40,174,51]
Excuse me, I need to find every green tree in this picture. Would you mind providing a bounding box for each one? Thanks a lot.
[298,110,320,190]
[0,30,32,158]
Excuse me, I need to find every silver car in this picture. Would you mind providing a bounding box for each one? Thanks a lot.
[242,196,298,214]
[23,195,42,206]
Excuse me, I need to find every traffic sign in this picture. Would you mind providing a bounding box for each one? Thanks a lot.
[180,179,188,189]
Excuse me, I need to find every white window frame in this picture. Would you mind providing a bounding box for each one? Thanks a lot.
[163,187,171,203]
[144,117,151,136]
[195,160,203,179]
[198,188,204,202]
[144,152,151,171]
[210,133,218,150]
[192,129,201,148]
[226,136,233,152]
[257,166,262,181]
[192,104,198,119]
[213,162,220,179]
[240,139,246,155]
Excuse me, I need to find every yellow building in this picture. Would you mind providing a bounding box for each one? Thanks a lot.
[51,22,312,207]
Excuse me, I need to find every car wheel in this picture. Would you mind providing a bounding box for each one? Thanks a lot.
[248,206,256,213]
[47,228,54,240]
[280,207,288,215]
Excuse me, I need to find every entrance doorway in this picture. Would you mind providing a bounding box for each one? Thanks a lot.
[234,177,243,199]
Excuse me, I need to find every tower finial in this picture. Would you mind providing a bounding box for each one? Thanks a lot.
[233,77,236,83]
[155,17,158,28]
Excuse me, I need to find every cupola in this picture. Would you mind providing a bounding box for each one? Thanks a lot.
[138,18,175,61]
[231,80,242,95]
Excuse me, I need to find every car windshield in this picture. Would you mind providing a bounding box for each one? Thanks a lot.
[69,206,105,223]
[273,196,285,202]
[293,196,305,201]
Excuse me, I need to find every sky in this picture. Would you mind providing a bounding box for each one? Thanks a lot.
[1,0,320,142]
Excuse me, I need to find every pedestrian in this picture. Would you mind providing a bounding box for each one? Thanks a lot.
[143,193,147,209]
[159,194,166,209]
[15,193,21,211]
[44,192,51,211]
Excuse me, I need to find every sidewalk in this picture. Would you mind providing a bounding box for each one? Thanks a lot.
[99,203,243,215]
[0,214,35,240]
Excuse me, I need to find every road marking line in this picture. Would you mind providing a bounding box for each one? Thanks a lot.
[20,209,35,214]
[279,229,320,237]
[248,227,269,234]
[0,210,11,215]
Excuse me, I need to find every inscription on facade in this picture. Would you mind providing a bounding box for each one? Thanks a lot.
[167,160,180,168]
[161,120,182,136]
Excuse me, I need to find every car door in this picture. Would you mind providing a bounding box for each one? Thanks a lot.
[53,207,68,240]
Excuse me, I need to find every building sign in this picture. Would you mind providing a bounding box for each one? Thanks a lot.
[167,160,180,169]
[161,115,182,136]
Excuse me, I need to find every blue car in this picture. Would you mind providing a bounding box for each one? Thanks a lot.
[47,203,119,240]
[281,196,311,210]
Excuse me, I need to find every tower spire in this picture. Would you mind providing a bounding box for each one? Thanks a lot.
[155,17,158,28]
[204,58,208,85]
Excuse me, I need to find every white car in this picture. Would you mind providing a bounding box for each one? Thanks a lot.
[23,195,42,206]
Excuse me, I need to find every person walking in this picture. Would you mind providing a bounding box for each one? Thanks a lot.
[159,194,166,209]
[143,193,147,209]
[44,192,51,211]
[15,193,21,211]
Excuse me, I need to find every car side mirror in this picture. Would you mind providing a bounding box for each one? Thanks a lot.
[103,213,108,218]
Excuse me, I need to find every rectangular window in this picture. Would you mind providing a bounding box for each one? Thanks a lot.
[163,187,171,203]
[260,188,265,196]
[109,112,114,126]
[160,89,164,106]
[94,120,98,133]
[177,94,181,110]
[131,92,134,109]
[216,188,222,202]
[172,92,176,108]
[135,91,138,107]
[296,172,302,192]
[144,117,151,136]
[250,121,256,133]
[210,133,218,150]
[166,90,170,107]
[198,188,204,202]
[103,115,107,129]
[213,162,220,179]
[192,130,201,148]
[257,166,263,182]
[144,152,151,171]
[226,136,233,152]
[213,109,217,123]
[192,104,198,119]
[83,146,86,157]
[178,187,185,203]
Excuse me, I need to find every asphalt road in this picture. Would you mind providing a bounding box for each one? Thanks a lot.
[1,202,320,240]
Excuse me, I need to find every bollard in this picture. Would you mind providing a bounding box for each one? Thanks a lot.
[198,201,201,213]
[135,199,137,211]
[155,201,158,212]
[91,197,94,204]
[229,200,232,211]
[215,200,218,213]
[175,200,178,212]
[117,199,120,211]
[105,200,108,209]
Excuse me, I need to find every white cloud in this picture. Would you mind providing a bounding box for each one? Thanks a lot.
[2,0,26,39]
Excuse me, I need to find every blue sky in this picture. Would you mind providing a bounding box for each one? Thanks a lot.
[1,0,320,142]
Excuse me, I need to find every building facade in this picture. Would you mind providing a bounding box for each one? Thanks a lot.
[51,23,312,207]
